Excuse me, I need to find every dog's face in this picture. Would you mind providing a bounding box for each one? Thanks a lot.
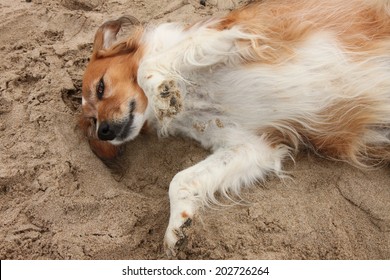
[80,17,147,160]
[82,53,147,144]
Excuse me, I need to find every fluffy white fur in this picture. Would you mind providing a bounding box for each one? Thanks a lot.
[137,10,390,256]
[83,0,390,256]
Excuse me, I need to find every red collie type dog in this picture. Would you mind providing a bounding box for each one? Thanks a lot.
[80,0,390,256]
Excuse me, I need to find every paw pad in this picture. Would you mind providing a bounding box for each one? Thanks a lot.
[154,80,183,121]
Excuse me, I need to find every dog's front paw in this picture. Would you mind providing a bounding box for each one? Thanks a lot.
[164,217,192,257]
[138,60,185,124]
[153,80,183,122]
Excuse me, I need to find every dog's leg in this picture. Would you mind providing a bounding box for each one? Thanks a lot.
[163,135,289,256]
[138,26,248,124]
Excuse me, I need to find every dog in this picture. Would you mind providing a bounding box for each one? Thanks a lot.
[80,0,390,256]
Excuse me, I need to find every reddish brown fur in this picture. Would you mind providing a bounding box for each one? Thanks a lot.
[261,97,390,166]
[78,115,123,159]
[213,0,390,64]
[181,211,189,219]
[81,26,146,160]
[307,100,377,162]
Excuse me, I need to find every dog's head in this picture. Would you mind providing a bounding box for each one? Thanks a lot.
[80,17,147,162]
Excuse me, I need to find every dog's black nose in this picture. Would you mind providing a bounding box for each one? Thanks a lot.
[98,121,116,141]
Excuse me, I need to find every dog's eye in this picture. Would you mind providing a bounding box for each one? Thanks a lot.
[96,78,104,100]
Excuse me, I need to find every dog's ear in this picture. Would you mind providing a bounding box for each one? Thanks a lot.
[88,139,125,169]
[92,16,140,59]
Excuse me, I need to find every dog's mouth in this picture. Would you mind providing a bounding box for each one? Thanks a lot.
[96,100,144,145]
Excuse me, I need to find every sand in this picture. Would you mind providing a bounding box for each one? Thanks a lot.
[0,0,389,260]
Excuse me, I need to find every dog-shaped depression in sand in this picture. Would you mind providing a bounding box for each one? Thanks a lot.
[80,0,390,256]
